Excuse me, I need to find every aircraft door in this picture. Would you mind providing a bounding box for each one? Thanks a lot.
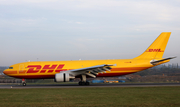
[19,64,25,74]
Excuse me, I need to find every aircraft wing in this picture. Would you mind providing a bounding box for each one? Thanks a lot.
[151,56,177,65]
[62,64,114,78]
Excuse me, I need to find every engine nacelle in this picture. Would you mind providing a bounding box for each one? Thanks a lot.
[54,73,74,82]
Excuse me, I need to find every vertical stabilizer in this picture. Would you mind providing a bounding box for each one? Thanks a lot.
[134,32,171,60]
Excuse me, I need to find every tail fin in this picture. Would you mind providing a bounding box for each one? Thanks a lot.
[134,32,171,60]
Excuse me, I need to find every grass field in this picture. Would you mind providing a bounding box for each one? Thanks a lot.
[0,86,180,107]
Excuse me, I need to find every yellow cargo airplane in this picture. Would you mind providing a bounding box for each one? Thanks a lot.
[3,32,176,86]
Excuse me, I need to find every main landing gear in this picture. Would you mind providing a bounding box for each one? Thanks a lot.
[78,74,90,86]
[78,81,90,85]
[22,79,26,86]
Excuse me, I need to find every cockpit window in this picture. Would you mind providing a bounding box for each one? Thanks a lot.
[9,67,13,69]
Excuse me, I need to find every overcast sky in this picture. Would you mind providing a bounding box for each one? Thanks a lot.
[0,0,180,66]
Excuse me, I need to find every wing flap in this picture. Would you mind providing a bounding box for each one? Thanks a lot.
[68,64,114,77]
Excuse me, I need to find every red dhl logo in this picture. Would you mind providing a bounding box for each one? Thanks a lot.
[27,64,67,73]
[146,49,164,52]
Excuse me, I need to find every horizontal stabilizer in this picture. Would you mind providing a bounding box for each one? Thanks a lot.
[150,56,177,65]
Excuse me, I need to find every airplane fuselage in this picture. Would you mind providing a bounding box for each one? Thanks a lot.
[3,59,168,79]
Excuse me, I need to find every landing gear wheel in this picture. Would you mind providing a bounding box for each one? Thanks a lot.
[79,81,82,85]
[23,82,26,86]
[78,81,90,86]
[81,82,85,85]
[78,81,85,85]
[85,81,90,85]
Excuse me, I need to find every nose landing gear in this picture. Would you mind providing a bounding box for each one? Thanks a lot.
[22,79,26,86]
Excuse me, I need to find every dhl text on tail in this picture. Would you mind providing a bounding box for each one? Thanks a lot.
[3,32,176,86]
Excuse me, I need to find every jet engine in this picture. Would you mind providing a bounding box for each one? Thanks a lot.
[54,73,75,82]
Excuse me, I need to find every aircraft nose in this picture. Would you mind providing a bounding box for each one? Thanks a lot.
[3,68,17,76]
[3,69,8,75]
